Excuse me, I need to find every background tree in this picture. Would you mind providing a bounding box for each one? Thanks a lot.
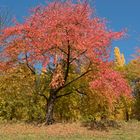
[90,63,131,120]
[113,47,132,121]
[0,64,46,122]
[125,48,140,120]
[114,47,125,67]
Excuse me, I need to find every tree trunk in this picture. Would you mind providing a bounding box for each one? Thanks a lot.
[46,91,56,125]
[125,108,129,122]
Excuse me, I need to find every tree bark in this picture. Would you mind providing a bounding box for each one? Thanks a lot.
[125,108,129,122]
[46,90,56,125]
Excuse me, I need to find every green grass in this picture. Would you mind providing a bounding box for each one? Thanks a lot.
[0,121,140,140]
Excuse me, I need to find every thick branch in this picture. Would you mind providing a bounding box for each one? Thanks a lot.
[25,53,36,74]
[38,92,48,101]
[75,88,87,96]
[34,74,50,99]
[55,69,91,94]
[57,47,68,55]
[56,92,72,99]
[64,41,70,82]
[63,70,91,88]
[70,49,87,64]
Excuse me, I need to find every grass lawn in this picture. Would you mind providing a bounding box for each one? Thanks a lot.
[0,121,140,140]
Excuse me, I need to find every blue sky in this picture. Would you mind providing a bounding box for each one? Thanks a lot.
[0,0,140,63]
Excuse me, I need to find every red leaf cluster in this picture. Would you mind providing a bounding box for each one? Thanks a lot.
[0,1,130,104]
[90,67,132,105]
[0,1,124,69]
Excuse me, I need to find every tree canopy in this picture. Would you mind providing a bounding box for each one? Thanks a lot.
[0,1,132,124]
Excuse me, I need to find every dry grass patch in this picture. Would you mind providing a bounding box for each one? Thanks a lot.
[0,121,140,140]
[0,122,110,137]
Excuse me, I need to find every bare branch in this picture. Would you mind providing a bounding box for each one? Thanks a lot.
[57,47,68,55]
[64,40,70,82]
[25,53,36,74]
[75,88,87,96]
[56,92,72,99]
[70,49,87,64]
[38,92,48,101]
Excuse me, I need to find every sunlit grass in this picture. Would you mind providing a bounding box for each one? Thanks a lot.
[0,121,140,140]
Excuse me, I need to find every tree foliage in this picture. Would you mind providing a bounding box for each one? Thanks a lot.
[114,47,125,67]
[125,49,140,120]
[0,1,132,124]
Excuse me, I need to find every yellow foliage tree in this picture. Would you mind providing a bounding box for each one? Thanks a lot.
[114,47,125,67]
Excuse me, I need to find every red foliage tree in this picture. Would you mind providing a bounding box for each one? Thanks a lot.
[90,65,132,107]
[0,1,130,124]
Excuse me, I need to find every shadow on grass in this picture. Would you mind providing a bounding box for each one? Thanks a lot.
[81,119,121,132]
